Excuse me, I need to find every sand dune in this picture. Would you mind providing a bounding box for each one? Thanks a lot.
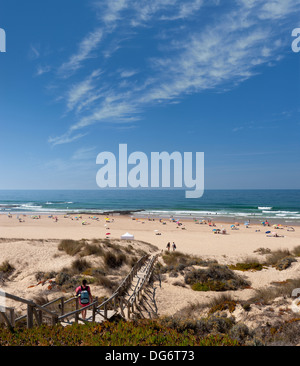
[0,213,299,321]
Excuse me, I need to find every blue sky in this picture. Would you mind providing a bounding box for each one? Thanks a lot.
[0,0,299,190]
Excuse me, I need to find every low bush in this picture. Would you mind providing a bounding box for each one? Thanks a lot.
[229,262,263,271]
[81,244,104,257]
[275,257,296,271]
[208,294,237,314]
[0,260,14,274]
[104,252,126,269]
[184,264,250,291]
[265,249,292,266]
[71,258,91,274]
[58,240,84,256]
[0,320,240,346]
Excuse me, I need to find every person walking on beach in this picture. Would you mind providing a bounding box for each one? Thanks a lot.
[166,242,170,251]
[172,242,176,251]
[75,279,93,320]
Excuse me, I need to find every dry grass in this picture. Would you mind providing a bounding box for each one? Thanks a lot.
[70,258,91,274]
[104,252,127,269]
[292,245,300,257]
[265,249,292,266]
[58,239,85,256]
[249,277,300,305]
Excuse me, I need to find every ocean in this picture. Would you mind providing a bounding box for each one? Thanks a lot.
[0,189,299,224]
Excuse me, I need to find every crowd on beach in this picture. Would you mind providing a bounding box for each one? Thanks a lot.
[5,211,296,239]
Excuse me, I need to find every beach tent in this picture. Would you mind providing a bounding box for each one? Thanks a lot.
[121,232,134,240]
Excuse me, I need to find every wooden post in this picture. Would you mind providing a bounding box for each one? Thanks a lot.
[27,304,34,329]
[104,303,107,320]
[9,308,15,328]
[127,303,131,319]
[92,297,98,322]
[33,308,42,326]
[60,298,64,316]
[51,315,58,326]
[75,297,79,323]
[119,297,125,318]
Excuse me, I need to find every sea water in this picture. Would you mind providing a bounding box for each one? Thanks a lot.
[0,189,299,224]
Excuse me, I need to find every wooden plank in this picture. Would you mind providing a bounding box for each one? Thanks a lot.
[1,291,35,306]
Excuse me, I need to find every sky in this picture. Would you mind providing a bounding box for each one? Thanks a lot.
[0,0,299,190]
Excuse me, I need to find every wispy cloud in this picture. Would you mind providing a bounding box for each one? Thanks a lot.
[47,0,300,146]
[119,69,139,78]
[71,146,96,160]
[28,44,40,60]
[65,69,102,113]
[57,28,103,78]
[35,64,52,77]
[48,132,88,146]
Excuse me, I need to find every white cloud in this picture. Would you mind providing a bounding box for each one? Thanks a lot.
[71,147,96,160]
[28,45,40,60]
[65,69,102,112]
[119,69,139,78]
[258,0,300,20]
[48,0,300,145]
[48,132,88,146]
[58,28,103,77]
[35,65,52,77]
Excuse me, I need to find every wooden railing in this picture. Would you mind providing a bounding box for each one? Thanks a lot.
[0,253,159,328]
[121,253,159,319]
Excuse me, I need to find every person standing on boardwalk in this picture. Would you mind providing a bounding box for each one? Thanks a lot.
[75,279,93,320]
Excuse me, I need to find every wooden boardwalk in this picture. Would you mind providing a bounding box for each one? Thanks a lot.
[0,253,159,328]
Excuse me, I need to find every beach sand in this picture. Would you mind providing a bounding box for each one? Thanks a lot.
[1,213,300,321]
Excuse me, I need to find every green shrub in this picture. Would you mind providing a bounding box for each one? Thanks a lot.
[184,264,250,291]
[275,257,296,271]
[0,260,14,274]
[0,320,240,346]
[229,262,263,271]
[229,323,251,342]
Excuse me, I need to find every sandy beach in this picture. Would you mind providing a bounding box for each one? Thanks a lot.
[1,212,300,323]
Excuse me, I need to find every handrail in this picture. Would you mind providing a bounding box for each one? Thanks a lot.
[0,252,160,328]
[119,253,159,318]
[58,299,98,321]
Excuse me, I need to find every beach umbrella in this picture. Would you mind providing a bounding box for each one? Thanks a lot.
[106,232,110,236]
[265,231,271,234]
